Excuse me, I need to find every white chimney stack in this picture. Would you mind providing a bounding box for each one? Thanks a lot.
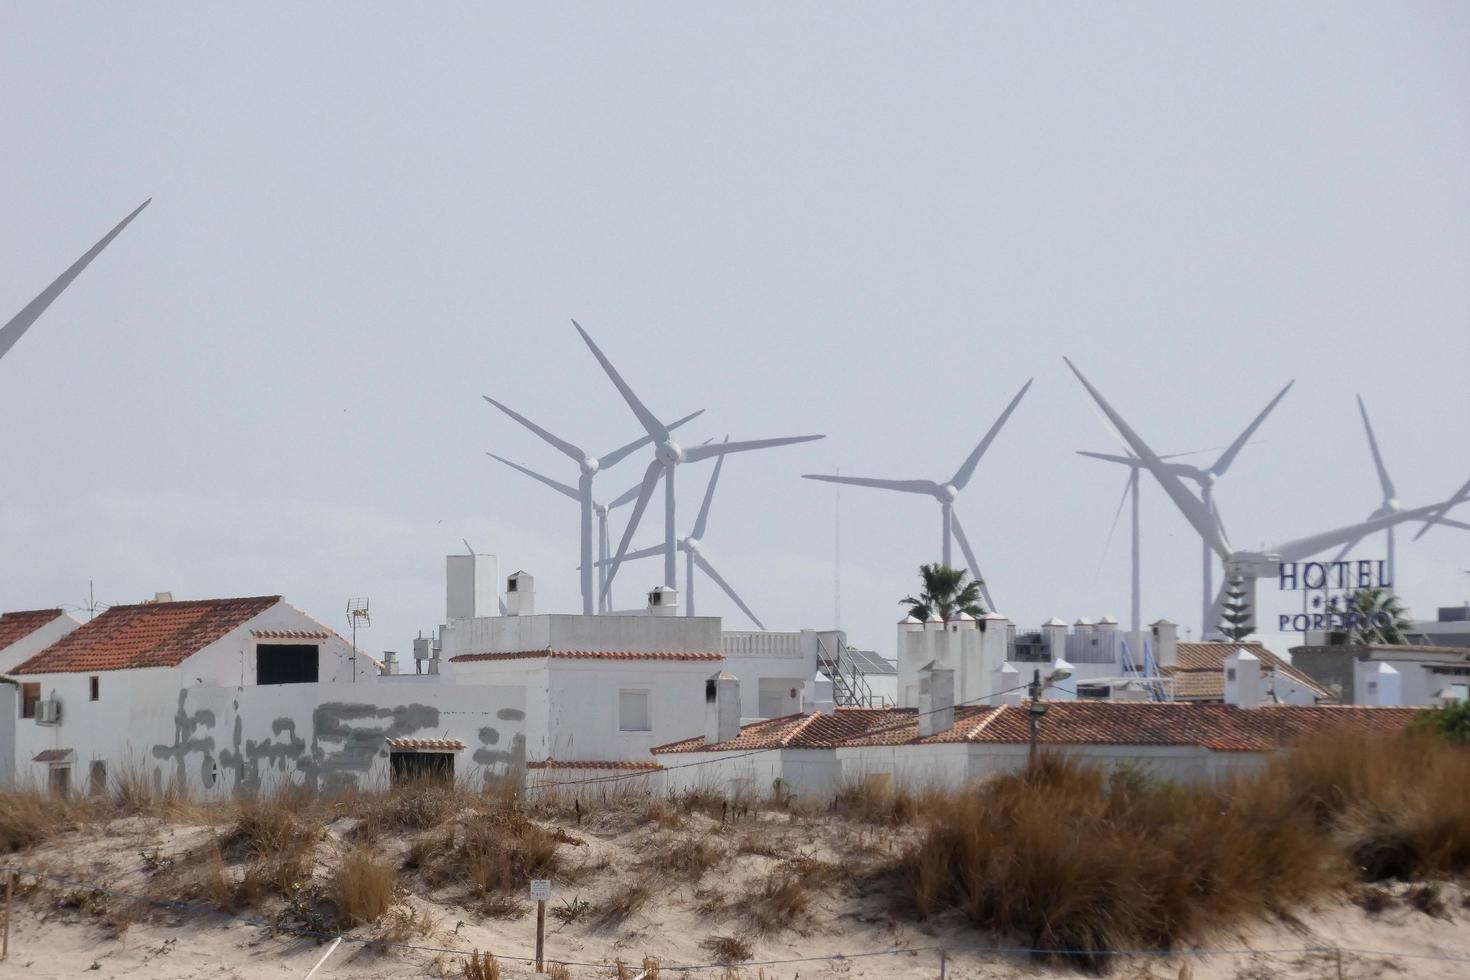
[447,553,498,621]
[648,585,679,617]
[1357,661,1401,707]
[995,661,1022,706]
[1224,648,1262,709]
[1042,617,1069,659]
[381,651,398,676]
[1151,619,1178,669]
[705,671,741,745]
[505,570,535,616]
[917,660,956,737]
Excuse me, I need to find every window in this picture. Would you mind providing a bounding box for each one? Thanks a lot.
[89,761,107,796]
[390,751,454,785]
[49,766,70,797]
[256,644,320,685]
[619,690,651,732]
[89,676,100,701]
[1226,668,1237,682]
[20,683,40,719]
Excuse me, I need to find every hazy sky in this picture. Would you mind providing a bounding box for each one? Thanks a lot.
[2,3,1467,659]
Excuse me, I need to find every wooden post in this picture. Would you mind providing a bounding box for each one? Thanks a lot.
[2,870,15,960]
[938,947,946,979]
[1335,946,1344,980]
[535,899,545,972]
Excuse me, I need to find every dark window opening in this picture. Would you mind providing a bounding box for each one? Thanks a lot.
[390,751,454,785]
[49,766,70,797]
[257,644,320,685]
[89,676,100,701]
[20,682,40,719]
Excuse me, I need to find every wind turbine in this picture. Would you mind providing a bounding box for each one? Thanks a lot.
[1064,358,1470,638]
[481,397,702,615]
[485,453,647,612]
[802,380,1034,611]
[571,319,825,600]
[1077,379,1293,634]
[2,199,151,366]
[1332,396,1470,586]
[597,439,766,626]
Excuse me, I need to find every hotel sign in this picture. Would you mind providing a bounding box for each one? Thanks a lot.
[1275,559,1393,633]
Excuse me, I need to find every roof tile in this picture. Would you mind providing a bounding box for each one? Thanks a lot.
[11,596,280,675]
[450,649,722,664]
[0,609,67,652]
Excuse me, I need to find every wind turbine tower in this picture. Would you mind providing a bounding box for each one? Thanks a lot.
[803,380,1033,611]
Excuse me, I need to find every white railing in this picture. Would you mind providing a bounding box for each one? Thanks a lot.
[721,630,806,659]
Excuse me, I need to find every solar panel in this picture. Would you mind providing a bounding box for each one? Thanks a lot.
[846,648,897,675]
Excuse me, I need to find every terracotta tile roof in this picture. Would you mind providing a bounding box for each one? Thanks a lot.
[652,709,903,754]
[450,649,723,664]
[251,629,330,641]
[386,738,465,752]
[0,609,67,652]
[657,703,1423,755]
[1163,642,1331,702]
[527,760,663,771]
[11,596,280,675]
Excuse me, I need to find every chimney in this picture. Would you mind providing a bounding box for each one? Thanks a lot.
[705,671,741,744]
[381,651,398,676]
[1224,648,1261,708]
[805,670,836,715]
[1042,617,1069,658]
[994,662,1022,706]
[1357,661,1401,707]
[648,585,679,617]
[447,553,498,621]
[1151,619,1178,668]
[153,591,174,604]
[505,570,535,616]
[917,660,955,737]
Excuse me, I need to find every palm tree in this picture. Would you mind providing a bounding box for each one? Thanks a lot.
[1332,587,1413,645]
[900,563,987,622]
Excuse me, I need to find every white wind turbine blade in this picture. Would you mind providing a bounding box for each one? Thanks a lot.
[1275,498,1470,561]
[1208,380,1294,478]
[692,438,729,541]
[590,544,663,568]
[1413,475,1470,542]
[602,459,663,598]
[1076,450,1201,479]
[683,433,824,463]
[571,319,667,441]
[1,199,151,364]
[598,409,705,469]
[1064,357,1231,558]
[950,378,1033,490]
[485,453,580,501]
[802,473,939,495]
[1356,395,1397,502]
[1432,516,1470,533]
[949,510,995,611]
[482,396,584,463]
[690,550,765,629]
[607,480,645,510]
[1093,475,1134,583]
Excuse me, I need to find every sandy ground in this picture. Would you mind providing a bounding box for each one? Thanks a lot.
[3,808,1469,980]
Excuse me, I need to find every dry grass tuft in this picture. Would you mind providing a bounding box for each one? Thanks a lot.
[594,879,656,927]
[462,950,500,980]
[0,788,57,852]
[700,934,753,963]
[832,778,922,825]
[547,964,573,980]
[744,873,810,934]
[334,848,396,927]
[645,833,725,880]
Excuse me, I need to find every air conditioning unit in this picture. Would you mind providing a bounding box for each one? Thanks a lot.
[36,698,62,726]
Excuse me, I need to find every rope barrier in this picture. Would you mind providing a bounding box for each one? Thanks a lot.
[4,864,1469,972]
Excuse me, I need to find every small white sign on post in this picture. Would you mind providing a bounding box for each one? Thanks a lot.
[530,879,551,902]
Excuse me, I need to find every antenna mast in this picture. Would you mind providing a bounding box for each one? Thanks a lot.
[346,597,371,683]
[833,466,841,629]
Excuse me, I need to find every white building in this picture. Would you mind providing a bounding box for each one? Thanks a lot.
[0,608,79,674]
[2,595,527,796]
[653,655,1422,798]
[1290,641,1470,706]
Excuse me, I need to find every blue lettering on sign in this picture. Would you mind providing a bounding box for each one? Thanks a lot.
[1278,558,1391,592]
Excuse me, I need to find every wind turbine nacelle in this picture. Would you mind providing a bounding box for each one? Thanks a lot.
[657,441,684,465]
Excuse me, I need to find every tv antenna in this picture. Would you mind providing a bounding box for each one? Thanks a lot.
[346,597,371,683]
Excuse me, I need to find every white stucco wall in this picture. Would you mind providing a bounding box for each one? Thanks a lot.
[440,613,722,658]
[9,670,527,796]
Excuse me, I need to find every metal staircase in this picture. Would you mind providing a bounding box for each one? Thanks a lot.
[815,632,892,708]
